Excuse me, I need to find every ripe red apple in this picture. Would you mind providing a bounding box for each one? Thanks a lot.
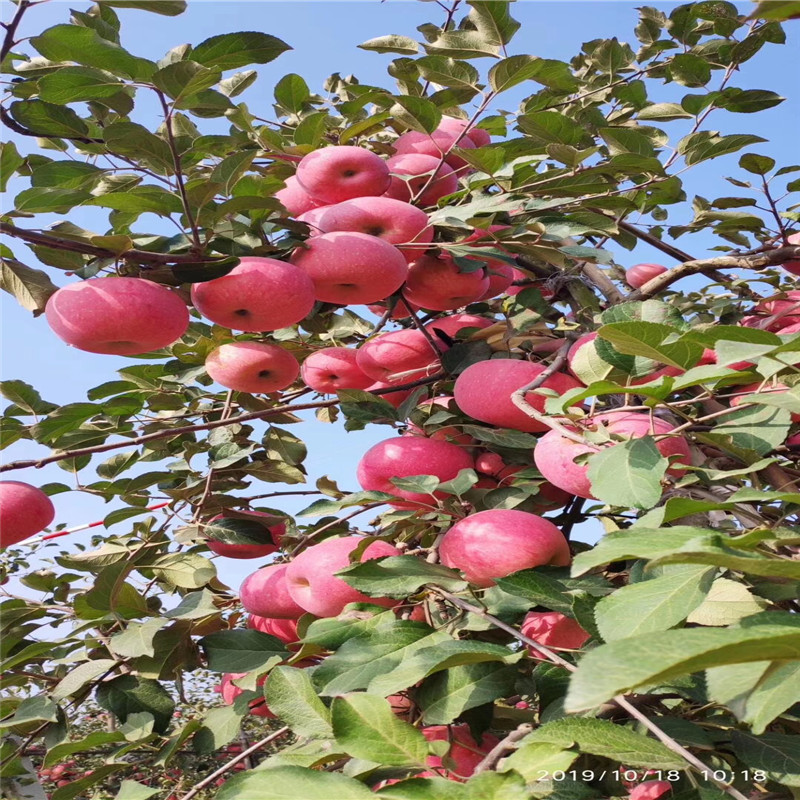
[290,231,408,305]
[239,562,306,619]
[462,225,515,299]
[296,205,330,232]
[747,290,800,331]
[0,481,55,549]
[473,452,570,511]
[453,359,583,433]
[629,781,672,800]
[45,277,189,355]
[393,127,476,170]
[625,263,668,288]
[301,347,374,393]
[521,611,591,657]
[533,411,692,500]
[426,313,494,341]
[421,724,500,781]
[366,380,418,408]
[780,321,800,334]
[436,117,491,147]
[567,331,682,386]
[205,512,284,559]
[205,342,299,393]
[285,535,401,617]
[295,145,390,203]
[403,254,489,311]
[312,197,433,262]
[356,329,444,383]
[220,672,274,718]
[439,509,571,587]
[190,258,315,332]
[730,382,800,422]
[275,175,324,217]
[384,153,458,206]
[357,436,474,508]
[781,231,800,276]
[247,614,299,645]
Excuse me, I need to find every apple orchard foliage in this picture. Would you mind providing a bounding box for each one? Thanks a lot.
[2,1,800,798]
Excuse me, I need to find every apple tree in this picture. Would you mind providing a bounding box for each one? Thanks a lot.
[1,1,800,799]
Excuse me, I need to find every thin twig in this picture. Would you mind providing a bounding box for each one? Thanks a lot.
[473,723,533,774]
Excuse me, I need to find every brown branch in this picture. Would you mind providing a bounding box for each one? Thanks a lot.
[0,222,227,267]
[433,589,749,800]
[0,374,444,473]
[176,727,290,800]
[581,261,624,304]
[473,723,533,774]
[626,245,800,302]
[1,0,29,60]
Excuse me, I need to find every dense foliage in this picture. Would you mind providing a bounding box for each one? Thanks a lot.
[1,1,800,799]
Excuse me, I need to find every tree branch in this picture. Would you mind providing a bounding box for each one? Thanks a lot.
[0,222,227,266]
[472,723,533,774]
[0,375,443,473]
[625,245,800,301]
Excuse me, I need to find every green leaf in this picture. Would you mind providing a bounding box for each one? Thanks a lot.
[9,99,90,138]
[390,96,442,134]
[679,132,767,166]
[190,32,291,71]
[521,717,684,769]
[415,56,480,89]
[501,742,578,784]
[0,142,23,192]
[86,185,183,216]
[274,73,310,112]
[100,1,187,15]
[37,66,125,103]
[298,491,393,517]
[109,618,170,659]
[151,60,221,100]
[43,731,125,768]
[593,566,715,641]
[469,0,521,47]
[597,322,702,369]
[337,556,467,599]
[637,102,693,121]
[264,666,333,740]
[31,25,155,81]
[200,629,288,672]
[494,569,577,615]
[706,404,791,456]
[101,121,175,174]
[95,675,175,734]
[686,577,768,626]
[217,766,375,800]
[0,380,57,416]
[331,693,429,767]
[0,259,59,314]
[193,704,245,754]
[30,160,104,189]
[14,187,91,213]
[716,88,784,113]
[565,614,800,712]
[219,69,257,97]
[490,55,562,93]
[669,53,711,86]
[587,437,669,510]
[115,780,161,800]
[730,731,800,787]
[149,552,215,589]
[359,35,420,55]
[417,662,517,725]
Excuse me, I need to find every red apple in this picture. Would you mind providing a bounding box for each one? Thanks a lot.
[367,297,421,320]
[285,535,401,617]
[426,313,494,341]
[295,145,390,203]
[275,175,324,216]
[393,127,476,170]
[356,329,444,383]
[781,231,800,276]
[629,781,672,800]
[301,347,374,393]
[439,509,571,587]
[366,380,418,408]
[403,254,489,311]
[533,411,692,500]
[205,342,299,393]
[0,481,55,549]
[384,154,458,206]
[239,562,306,619]
[436,117,491,147]
[45,277,189,355]
[296,205,330,232]
[290,231,408,305]
[453,359,583,433]
[247,614,300,645]
[625,263,668,288]
[521,611,590,657]
[191,258,315,332]
[421,724,500,781]
[312,197,433,262]
[730,382,800,422]
[357,436,474,508]
[748,290,800,331]
[220,672,274,718]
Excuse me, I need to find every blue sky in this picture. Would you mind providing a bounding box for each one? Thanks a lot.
[2,1,797,589]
